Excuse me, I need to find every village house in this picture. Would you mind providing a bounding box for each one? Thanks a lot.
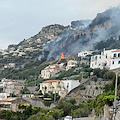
[4,63,15,68]
[40,79,80,98]
[4,82,24,95]
[90,54,109,69]
[62,80,80,93]
[0,97,30,112]
[90,49,120,70]
[0,78,24,95]
[18,52,26,56]
[0,93,10,100]
[78,50,93,58]
[41,64,65,79]
[40,80,67,98]
[110,49,120,70]
[66,60,78,70]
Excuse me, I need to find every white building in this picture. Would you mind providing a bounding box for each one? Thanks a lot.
[90,49,120,70]
[78,50,93,58]
[110,49,120,70]
[62,80,80,93]
[4,63,15,68]
[0,93,10,100]
[90,49,113,69]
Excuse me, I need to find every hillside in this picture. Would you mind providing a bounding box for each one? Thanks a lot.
[0,6,120,81]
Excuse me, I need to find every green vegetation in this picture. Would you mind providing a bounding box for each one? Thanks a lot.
[93,68,115,80]
[0,98,93,120]
[94,37,120,50]
[56,68,76,79]
[0,58,50,86]
[56,64,91,80]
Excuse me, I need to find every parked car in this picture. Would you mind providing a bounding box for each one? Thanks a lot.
[64,116,72,120]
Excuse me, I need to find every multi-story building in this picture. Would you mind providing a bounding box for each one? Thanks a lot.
[90,54,109,69]
[0,78,24,95]
[66,60,78,70]
[0,97,30,112]
[4,82,24,95]
[110,49,120,70]
[40,80,67,98]
[90,49,120,70]
[41,64,65,79]
[40,80,80,98]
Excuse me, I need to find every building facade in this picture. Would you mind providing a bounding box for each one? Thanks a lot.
[78,50,93,58]
[110,49,120,70]
[0,97,30,112]
[40,80,80,98]
[41,64,65,79]
[90,49,118,70]
[4,82,24,95]
[66,60,78,70]
[62,80,80,93]
[40,80,67,98]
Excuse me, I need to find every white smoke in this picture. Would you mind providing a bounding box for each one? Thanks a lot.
[43,6,120,61]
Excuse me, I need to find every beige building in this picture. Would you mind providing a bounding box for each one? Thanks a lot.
[41,64,65,79]
[66,60,78,70]
[40,80,67,98]
[4,82,24,95]
[0,97,30,112]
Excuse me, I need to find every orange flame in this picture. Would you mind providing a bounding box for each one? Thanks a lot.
[60,53,70,59]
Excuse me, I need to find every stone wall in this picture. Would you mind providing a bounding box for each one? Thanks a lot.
[24,98,56,109]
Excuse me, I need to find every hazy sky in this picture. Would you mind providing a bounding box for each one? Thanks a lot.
[0,0,120,49]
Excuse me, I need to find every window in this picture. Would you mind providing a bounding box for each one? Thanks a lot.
[112,61,114,64]
[113,54,116,57]
[95,56,97,60]
[118,61,120,64]
[50,82,52,85]
[58,81,60,85]
[5,104,10,108]
[118,53,120,57]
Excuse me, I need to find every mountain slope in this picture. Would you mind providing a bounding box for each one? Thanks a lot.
[1,6,120,66]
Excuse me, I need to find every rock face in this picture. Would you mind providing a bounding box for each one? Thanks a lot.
[17,24,68,48]
[71,20,91,28]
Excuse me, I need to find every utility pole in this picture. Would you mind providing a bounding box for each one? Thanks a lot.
[113,73,118,120]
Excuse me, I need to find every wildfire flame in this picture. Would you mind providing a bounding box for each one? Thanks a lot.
[60,53,70,59]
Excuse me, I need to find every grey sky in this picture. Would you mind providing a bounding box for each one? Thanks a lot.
[0,0,120,49]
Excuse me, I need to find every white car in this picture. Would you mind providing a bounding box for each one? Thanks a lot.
[64,116,72,120]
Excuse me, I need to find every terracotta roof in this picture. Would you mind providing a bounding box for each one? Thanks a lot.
[43,80,59,83]
[112,49,120,52]
[0,97,17,102]
[44,67,64,71]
